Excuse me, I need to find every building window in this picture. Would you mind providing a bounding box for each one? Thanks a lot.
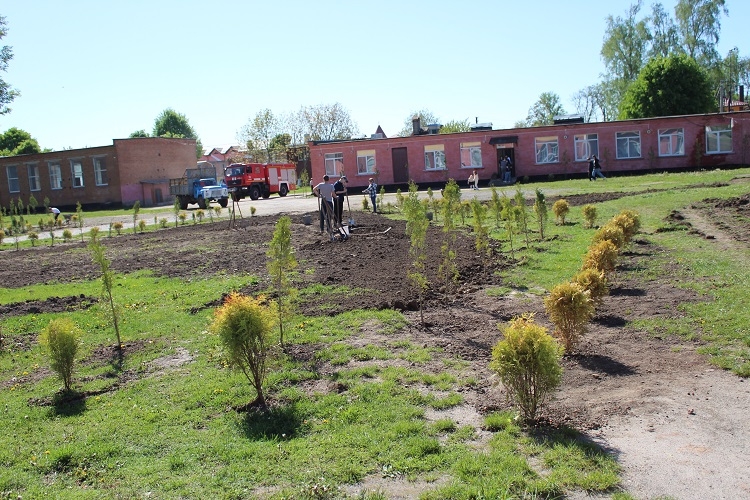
[574,134,598,161]
[49,162,62,190]
[616,131,641,159]
[535,136,559,164]
[658,128,684,156]
[6,165,19,193]
[706,124,732,154]
[424,145,446,170]
[71,160,84,188]
[460,142,483,168]
[27,163,41,191]
[94,157,108,186]
[324,152,344,176]
[356,149,376,175]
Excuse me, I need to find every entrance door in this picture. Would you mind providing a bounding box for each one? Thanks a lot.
[496,147,515,176]
[391,147,408,184]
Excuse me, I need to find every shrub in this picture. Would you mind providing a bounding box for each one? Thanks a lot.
[573,268,609,307]
[62,229,73,242]
[89,226,100,242]
[209,293,277,408]
[533,189,548,240]
[112,221,124,235]
[552,199,570,225]
[544,282,595,352]
[178,212,187,225]
[266,216,298,348]
[28,231,39,246]
[489,314,563,423]
[582,204,597,228]
[39,318,81,392]
[362,197,369,211]
[159,218,168,228]
[213,206,222,218]
[196,209,205,223]
[582,239,619,276]
[592,223,625,250]
[611,210,641,244]
[138,220,147,233]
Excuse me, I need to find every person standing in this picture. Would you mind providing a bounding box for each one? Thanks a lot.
[499,158,508,184]
[313,175,335,233]
[333,175,348,226]
[363,178,378,213]
[472,170,479,190]
[504,156,513,183]
[467,171,476,190]
[588,154,606,180]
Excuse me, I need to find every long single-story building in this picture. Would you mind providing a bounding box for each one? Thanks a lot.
[0,137,197,210]
[308,111,750,189]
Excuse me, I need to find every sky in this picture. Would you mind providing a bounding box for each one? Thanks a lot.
[2,0,749,153]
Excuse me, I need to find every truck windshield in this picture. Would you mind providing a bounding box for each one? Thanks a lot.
[227,167,243,176]
[199,179,217,187]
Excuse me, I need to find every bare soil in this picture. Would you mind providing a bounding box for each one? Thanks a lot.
[2,192,750,499]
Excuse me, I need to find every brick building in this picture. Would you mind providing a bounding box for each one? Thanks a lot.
[0,137,197,210]
[309,111,750,190]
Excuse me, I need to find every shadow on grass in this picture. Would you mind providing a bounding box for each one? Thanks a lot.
[51,390,87,417]
[238,402,306,440]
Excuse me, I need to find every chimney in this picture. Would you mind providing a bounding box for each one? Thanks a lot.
[412,115,421,136]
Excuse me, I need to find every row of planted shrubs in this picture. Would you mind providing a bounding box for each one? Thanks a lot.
[490,207,642,422]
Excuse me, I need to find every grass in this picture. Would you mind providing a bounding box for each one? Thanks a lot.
[2,167,750,497]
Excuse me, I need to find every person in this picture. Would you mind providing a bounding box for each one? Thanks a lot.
[363,178,378,213]
[313,175,335,233]
[504,156,513,183]
[588,154,606,180]
[467,171,476,190]
[333,175,348,226]
[499,158,508,184]
[49,207,61,222]
[472,170,479,190]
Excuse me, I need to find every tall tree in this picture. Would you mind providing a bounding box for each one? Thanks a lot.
[674,0,727,66]
[129,129,149,138]
[152,108,202,158]
[601,1,651,83]
[440,119,471,134]
[648,2,680,59]
[398,109,440,137]
[0,16,19,116]
[299,102,358,141]
[0,127,41,156]
[619,54,714,119]
[238,108,280,163]
[525,92,566,126]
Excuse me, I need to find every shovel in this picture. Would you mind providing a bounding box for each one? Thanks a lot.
[346,194,355,226]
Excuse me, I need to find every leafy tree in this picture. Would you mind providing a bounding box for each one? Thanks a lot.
[674,0,727,66]
[129,129,149,138]
[90,240,122,349]
[209,293,276,409]
[266,215,298,348]
[398,109,440,137]
[440,119,471,134]
[525,92,566,127]
[40,318,81,392]
[403,181,430,326]
[489,314,563,423]
[648,2,680,59]
[239,108,280,163]
[152,108,202,158]
[602,1,650,84]
[299,102,358,141]
[619,54,714,119]
[0,127,41,156]
[0,16,19,116]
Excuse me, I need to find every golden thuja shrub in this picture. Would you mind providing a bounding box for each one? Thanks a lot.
[39,318,81,392]
[581,204,598,229]
[552,199,570,225]
[611,210,642,245]
[544,282,595,352]
[591,223,626,250]
[582,239,619,276]
[573,268,609,308]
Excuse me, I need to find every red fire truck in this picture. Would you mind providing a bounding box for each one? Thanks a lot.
[224,163,298,201]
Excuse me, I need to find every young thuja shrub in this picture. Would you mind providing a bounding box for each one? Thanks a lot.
[582,204,598,229]
[39,318,81,392]
[75,201,84,242]
[196,209,205,223]
[178,212,187,225]
[459,200,470,226]
[362,197,370,211]
[138,219,147,233]
[62,229,73,242]
[191,212,196,225]
[112,221,124,235]
[470,198,491,263]
[439,179,461,294]
[28,231,39,246]
[132,200,140,234]
[552,199,570,225]
[250,206,257,217]
[500,194,516,259]
[611,210,641,245]
[266,215,298,348]
[573,268,609,308]
[90,240,122,349]
[173,197,181,228]
[592,223,626,250]
[514,189,531,247]
[582,240,619,277]
[534,188,548,240]
[544,282,595,352]
[378,185,385,209]
[213,206,222,219]
[28,194,38,215]
[489,314,563,423]
[48,231,55,247]
[89,226,100,242]
[159,218,168,228]
[395,188,404,212]
[209,293,277,409]
[489,186,503,228]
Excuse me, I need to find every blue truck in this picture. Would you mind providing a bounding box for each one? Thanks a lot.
[169,163,229,210]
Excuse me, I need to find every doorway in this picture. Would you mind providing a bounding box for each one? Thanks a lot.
[391,147,409,184]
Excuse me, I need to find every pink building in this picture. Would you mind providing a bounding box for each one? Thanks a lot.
[309,111,750,189]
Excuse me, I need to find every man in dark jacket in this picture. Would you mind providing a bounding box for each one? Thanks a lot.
[333,175,347,226]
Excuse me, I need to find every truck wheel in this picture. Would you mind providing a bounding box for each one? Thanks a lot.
[219,197,228,208]
[179,197,188,210]
[197,197,207,209]
[249,186,261,200]
[279,184,289,197]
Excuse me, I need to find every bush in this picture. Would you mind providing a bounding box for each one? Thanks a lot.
[573,268,609,307]
[581,204,597,228]
[582,239,619,276]
[28,231,39,246]
[159,218,168,228]
[62,229,73,242]
[544,282,595,352]
[611,210,641,244]
[138,220,147,233]
[592,223,626,250]
[552,199,570,225]
[113,221,124,235]
[89,226,100,242]
[489,315,563,423]
[209,293,277,408]
[39,318,81,392]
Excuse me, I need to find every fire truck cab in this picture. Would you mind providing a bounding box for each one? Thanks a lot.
[224,163,297,201]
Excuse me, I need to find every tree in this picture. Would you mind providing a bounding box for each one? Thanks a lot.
[238,108,280,163]
[266,215,298,348]
[602,1,650,84]
[0,128,41,156]
[152,108,202,158]
[398,109,440,137]
[129,129,149,138]
[674,0,727,66]
[648,2,680,59]
[440,119,471,134]
[525,92,566,127]
[298,102,358,141]
[404,181,430,325]
[619,54,714,119]
[90,240,122,349]
[0,16,19,116]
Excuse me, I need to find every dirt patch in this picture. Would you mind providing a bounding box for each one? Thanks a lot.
[0,295,98,318]
[3,192,750,498]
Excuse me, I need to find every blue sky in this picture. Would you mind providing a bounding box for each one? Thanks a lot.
[2,0,748,152]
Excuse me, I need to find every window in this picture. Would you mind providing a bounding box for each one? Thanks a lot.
[574,134,598,161]
[460,142,482,168]
[706,124,732,154]
[658,128,684,156]
[6,165,19,193]
[356,149,376,175]
[27,163,41,191]
[94,157,108,185]
[71,159,84,187]
[49,162,62,190]
[535,136,559,164]
[424,145,446,170]
[616,131,641,159]
[324,153,344,176]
